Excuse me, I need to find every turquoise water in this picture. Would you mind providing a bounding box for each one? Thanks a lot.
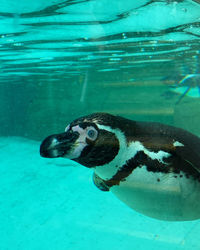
[1,0,200,249]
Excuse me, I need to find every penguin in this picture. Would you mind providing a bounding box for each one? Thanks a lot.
[40,112,200,221]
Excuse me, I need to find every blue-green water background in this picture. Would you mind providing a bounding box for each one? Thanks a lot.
[1,0,200,249]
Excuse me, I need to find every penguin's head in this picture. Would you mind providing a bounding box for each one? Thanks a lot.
[40,113,120,167]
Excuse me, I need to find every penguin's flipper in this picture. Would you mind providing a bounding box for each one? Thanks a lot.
[93,173,110,191]
[174,144,200,174]
[168,127,200,174]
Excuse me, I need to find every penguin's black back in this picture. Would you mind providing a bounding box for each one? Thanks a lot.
[78,113,200,174]
[71,112,200,174]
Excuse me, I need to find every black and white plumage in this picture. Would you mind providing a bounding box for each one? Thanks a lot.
[40,113,200,221]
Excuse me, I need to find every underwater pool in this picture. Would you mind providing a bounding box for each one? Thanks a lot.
[1,0,200,249]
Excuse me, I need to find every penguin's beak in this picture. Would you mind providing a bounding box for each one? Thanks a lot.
[40,131,79,158]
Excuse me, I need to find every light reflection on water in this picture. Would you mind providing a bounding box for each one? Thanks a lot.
[0,0,199,84]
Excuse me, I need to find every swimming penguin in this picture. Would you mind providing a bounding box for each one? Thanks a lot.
[40,113,200,221]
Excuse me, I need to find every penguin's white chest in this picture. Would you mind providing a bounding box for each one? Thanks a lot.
[110,166,200,221]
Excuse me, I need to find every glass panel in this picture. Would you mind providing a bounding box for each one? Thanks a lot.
[1,1,200,249]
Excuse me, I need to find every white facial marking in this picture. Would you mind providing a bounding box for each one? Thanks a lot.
[72,125,98,142]
[72,125,87,143]
[64,142,86,159]
[94,124,171,180]
[63,125,86,159]
[64,124,98,159]
[173,141,184,147]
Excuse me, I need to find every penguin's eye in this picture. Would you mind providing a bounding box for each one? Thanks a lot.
[87,129,97,140]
